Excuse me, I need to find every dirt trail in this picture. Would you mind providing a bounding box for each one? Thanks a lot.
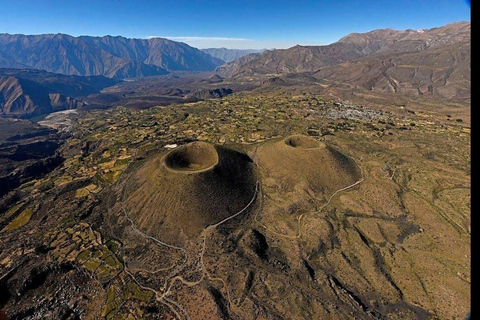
[253,147,365,241]
[116,140,364,319]
[118,164,260,319]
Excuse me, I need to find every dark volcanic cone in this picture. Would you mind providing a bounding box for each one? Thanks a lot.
[121,141,257,242]
[257,134,361,197]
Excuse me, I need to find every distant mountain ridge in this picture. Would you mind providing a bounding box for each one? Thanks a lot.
[201,48,264,62]
[0,34,224,79]
[217,22,470,101]
[217,22,470,76]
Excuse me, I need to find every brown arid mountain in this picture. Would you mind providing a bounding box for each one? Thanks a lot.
[313,40,470,102]
[0,69,119,117]
[0,34,224,78]
[335,21,470,55]
[217,22,470,104]
[220,21,470,76]
[0,76,81,117]
[215,52,263,77]
[217,42,366,77]
[80,36,224,72]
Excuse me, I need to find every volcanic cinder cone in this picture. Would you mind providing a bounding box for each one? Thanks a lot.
[257,134,361,197]
[121,141,257,243]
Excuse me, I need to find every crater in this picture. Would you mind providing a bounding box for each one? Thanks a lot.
[257,134,361,196]
[163,141,219,172]
[284,135,325,149]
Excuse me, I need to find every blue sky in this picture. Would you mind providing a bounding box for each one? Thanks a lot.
[0,0,470,49]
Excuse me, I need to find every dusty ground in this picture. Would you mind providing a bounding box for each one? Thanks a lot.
[0,91,470,319]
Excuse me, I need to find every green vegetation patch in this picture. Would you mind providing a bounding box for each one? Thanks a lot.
[0,203,24,224]
[1,208,33,232]
[77,249,92,262]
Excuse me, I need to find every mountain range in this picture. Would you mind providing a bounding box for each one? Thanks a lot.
[217,22,470,101]
[0,22,470,117]
[0,34,224,78]
[218,22,470,76]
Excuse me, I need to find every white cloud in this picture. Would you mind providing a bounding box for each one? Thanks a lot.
[149,36,253,42]
[146,35,325,50]
[147,36,253,49]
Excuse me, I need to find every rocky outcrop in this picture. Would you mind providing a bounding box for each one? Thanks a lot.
[184,88,233,100]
